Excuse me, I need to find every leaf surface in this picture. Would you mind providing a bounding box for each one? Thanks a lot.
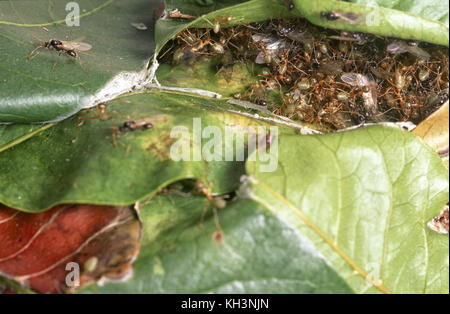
[245,126,449,293]
[0,91,300,212]
[81,195,354,293]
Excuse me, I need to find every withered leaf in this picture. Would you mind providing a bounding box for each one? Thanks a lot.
[0,204,141,293]
[413,100,449,156]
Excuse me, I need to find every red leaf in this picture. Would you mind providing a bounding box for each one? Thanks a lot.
[0,204,141,293]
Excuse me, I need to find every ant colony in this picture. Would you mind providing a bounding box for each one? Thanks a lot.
[159,17,449,131]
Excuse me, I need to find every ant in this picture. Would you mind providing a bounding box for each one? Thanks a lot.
[111,115,168,147]
[175,28,226,58]
[119,119,154,132]
[320,11,359,24]
[29,39,71,59]
[320,11,340,21]
[162,17,448,131]
[77,103,127,126]
[117,115,168,133]
[194,179,230,234]
[28,38,91,72]
[200,16,234,34]
[72,103,129,144]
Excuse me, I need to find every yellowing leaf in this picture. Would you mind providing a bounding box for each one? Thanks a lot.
[413,101,449,156]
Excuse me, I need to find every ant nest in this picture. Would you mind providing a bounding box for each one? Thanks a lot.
[159,18,449,131]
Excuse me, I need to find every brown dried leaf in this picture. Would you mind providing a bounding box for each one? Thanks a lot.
[0,204,141,293]
[413,101,449,156]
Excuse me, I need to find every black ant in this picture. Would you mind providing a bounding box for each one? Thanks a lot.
[28,38,91,72]
[109,115,168,147]
[320,11,358,24]
[119,119,154,132]
[320,11,340,21]
[29,38,91,58]
[117,115,168,133]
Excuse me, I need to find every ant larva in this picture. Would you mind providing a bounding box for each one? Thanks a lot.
[28,38,92,72]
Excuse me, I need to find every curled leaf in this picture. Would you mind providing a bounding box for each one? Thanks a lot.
[413,101,449,156]
[428,204,449,235]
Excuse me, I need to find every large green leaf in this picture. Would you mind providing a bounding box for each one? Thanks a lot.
[81,194,354,293]
[291,0,449,46]
[244,126,449,293]
[0,0,158,123]
[0,91,302,212]
[0,57,263,152]
[0,123,53,149]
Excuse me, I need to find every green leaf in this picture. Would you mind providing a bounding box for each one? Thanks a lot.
[80,195,354,293]
[0,91,301,212]
[156,59,259,98]
[0,123,52,150]
[245,126,449,293]
[347,0,449,25]
[0,0,158,123]
[155,0,296,53]
[292,0,449,46]
[0,276,35,294]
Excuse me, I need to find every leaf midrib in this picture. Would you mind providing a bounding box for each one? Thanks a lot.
[252,177,393,294]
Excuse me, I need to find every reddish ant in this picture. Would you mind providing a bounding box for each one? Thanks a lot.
[72,103,129,144]
[194,180,230,233]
